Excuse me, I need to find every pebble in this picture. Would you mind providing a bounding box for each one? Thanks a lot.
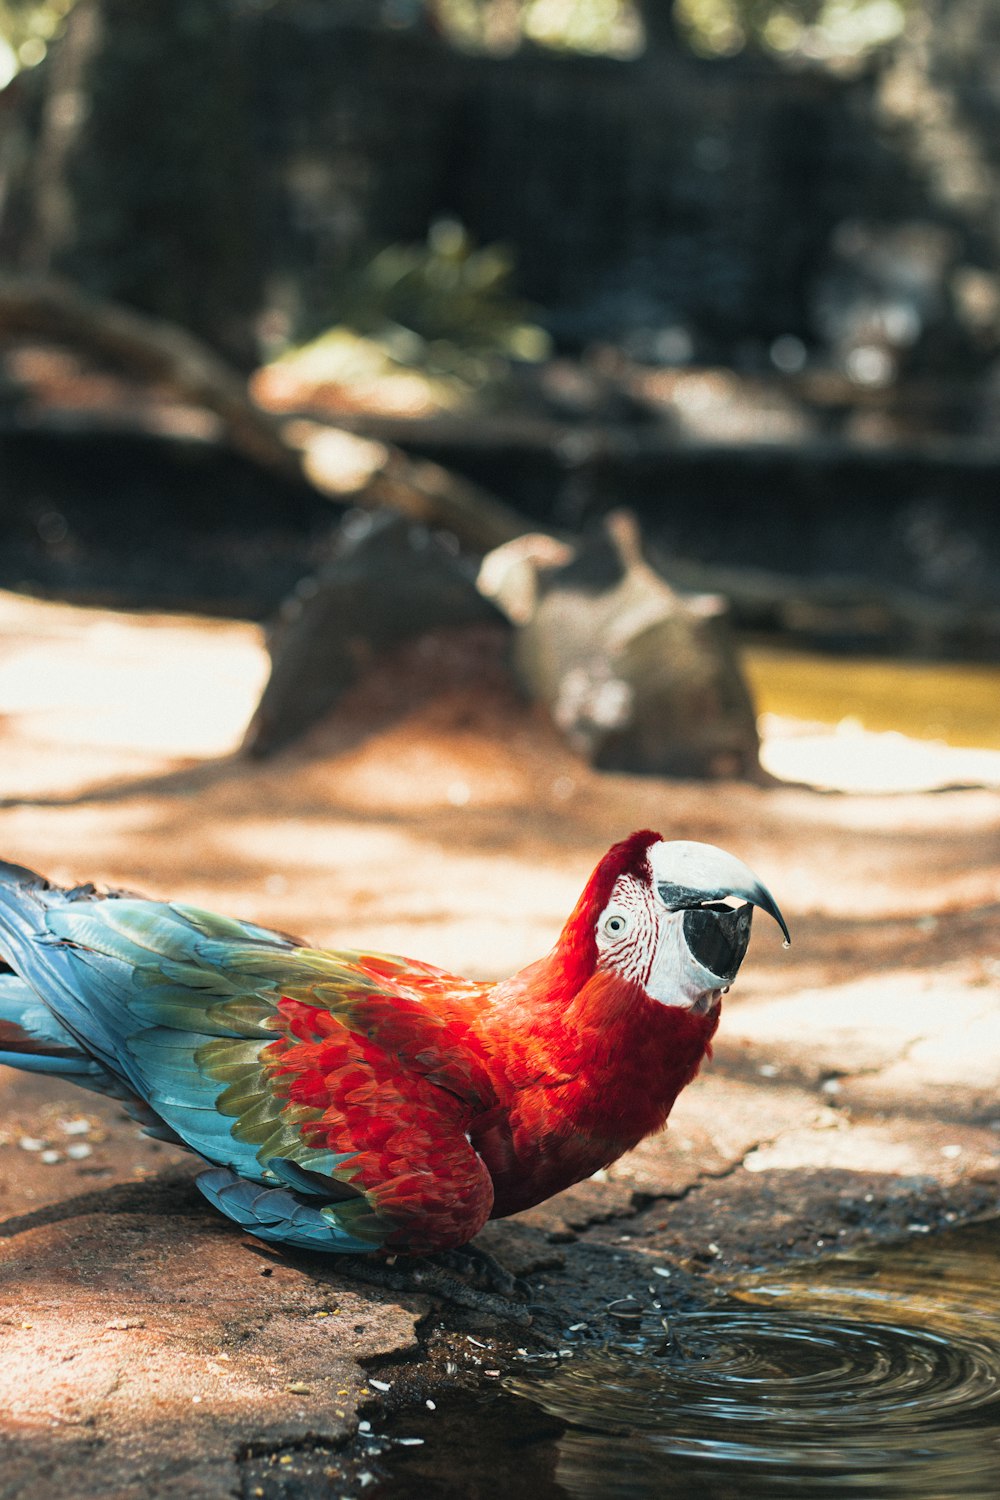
[40,1149,62,1165]
[59,1118,92,1136]
[18,1136,46,1152]
[368,1378,391,1392]
[67,1142,92,1160]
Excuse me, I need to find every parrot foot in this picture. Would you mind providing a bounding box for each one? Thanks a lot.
[334,1255,534,1328]
[430,1243,532,1301]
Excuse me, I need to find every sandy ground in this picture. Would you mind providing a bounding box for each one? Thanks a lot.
[0,592,998,1498]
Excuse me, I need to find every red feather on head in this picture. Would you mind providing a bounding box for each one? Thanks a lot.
[551,828,662,996]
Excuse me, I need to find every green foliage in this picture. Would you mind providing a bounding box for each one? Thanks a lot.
[327,218,549,369]
[429,0,910,60]
[269,220,551,415]
[675,0,910,60]
[432,0,643,57]
[0,0,75,77]
[313,216,551,399]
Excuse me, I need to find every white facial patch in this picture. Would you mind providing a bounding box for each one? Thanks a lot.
[645,919,727,1011]
[593,875,658,990]
[594,874,720,1010]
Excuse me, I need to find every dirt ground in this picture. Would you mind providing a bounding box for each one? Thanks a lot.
[0,593,998,1498]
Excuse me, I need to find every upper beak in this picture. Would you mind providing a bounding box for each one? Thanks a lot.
[653,840,791,946]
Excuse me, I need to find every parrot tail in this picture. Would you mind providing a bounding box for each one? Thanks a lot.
[0,967,186,1141]
[0,862,78,1074]
[0,860,133,1102]
[0,968,106,1081]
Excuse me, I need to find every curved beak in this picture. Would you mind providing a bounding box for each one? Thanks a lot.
[651,840,791,946]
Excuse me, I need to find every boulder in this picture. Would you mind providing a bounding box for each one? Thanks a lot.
[480,512,760,778]
[243,510,501,757]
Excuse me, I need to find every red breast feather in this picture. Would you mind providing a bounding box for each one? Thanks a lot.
[471,831,719,1217]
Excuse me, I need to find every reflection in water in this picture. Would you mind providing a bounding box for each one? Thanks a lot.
[512,1219,1000,1497]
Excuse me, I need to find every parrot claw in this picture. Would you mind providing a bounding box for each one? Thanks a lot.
[430,1243,533,1300]
[335,1254,534,1328]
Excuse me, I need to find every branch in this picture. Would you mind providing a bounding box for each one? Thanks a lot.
[0,275,298,476]
[0,275,528,553]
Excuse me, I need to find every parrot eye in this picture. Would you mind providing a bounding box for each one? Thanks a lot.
[602,912,631,939]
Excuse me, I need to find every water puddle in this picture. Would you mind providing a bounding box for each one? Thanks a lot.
[373,1217,1000,1498]
[741,644,1000,750]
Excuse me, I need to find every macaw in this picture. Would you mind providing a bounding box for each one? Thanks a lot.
[0,832,787,1258]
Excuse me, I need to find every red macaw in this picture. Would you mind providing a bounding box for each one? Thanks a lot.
[0,832,787,1256]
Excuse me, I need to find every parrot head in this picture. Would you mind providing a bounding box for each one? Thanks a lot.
[561,830,789,1012]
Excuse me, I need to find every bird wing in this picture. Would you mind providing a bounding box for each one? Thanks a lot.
[0,867,496,1253]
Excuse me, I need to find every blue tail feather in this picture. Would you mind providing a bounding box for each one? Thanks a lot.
[0,970,122,1091]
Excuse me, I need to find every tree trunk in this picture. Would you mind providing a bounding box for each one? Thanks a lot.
[635,0,681,54]
[24,0,259,366]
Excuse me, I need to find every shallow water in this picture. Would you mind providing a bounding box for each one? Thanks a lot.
[741,644,1000,749]
[375,1218,1000,1498]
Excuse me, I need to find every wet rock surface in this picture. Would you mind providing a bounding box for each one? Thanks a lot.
[0,592,998,1495]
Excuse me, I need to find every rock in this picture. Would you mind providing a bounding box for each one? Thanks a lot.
[243,510,502,757]
[0,1173,424,1500]
[510,1177,638,1243]
[480,512,760,778]
[605,1073,821,1198]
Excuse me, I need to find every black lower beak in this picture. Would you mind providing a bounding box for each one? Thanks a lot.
[682,903,753,984]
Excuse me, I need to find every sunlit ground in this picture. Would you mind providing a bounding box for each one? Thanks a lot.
[0,592,269,797]
[0,591,997,801]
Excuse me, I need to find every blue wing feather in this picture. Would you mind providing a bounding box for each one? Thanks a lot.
[0,863,393,1253]
[196,1168,376,1252]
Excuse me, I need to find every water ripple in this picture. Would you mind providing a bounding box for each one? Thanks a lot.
[510,1218,1000,1497]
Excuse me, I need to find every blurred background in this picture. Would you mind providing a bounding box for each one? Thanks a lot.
[0,0,998,799]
